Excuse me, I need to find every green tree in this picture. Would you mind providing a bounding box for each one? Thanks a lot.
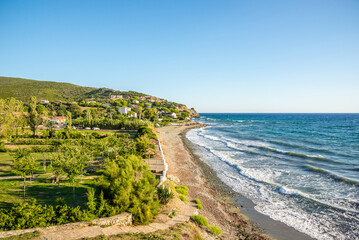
[97,155,159,224]
[60,144,89,204]
[28,96,40,136]
[11,149,36,202]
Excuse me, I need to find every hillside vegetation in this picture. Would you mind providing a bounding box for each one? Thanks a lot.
[0,77,96,102]
[0,76,198,118]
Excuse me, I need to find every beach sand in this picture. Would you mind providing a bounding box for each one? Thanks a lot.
[157,124,315,240]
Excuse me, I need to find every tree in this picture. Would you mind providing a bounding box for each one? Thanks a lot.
[66,111,72,128]
[28,96,40,136]
[0,98,25,139]
[97,155,159,224]
[59,143,89,205]
[11,149,36,202]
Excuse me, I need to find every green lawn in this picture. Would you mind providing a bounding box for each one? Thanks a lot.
[0,152,54,177]
[0,176,96,209]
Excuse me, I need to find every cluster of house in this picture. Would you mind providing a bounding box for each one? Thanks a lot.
[110,94,162,103]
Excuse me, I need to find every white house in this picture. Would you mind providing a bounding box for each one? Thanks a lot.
[133,100,139,104]
[118,107,131,114]
[129,112,138,118]
[163,112,177,118]
[39,100,50,104]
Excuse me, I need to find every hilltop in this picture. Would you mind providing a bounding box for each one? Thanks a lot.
[0,76,199,118]
[0,76,96,102]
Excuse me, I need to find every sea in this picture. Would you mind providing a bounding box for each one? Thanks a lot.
[186,113,359,240]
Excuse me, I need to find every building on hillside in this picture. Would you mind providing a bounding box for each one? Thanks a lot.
[163,112,177,119]
[118,107,131,114]
[139,96,146,100]
[50,116,67,125]
[110,95,123,100]
[133,100,139,104]
[39,100,50,104]
[104,103,111,107]
[129,112,138,118]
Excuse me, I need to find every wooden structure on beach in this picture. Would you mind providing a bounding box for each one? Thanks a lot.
[143,140,168,184]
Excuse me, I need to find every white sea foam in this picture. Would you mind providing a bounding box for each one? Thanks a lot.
[186,128,359,240]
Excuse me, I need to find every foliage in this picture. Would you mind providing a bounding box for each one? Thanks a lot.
[0,76,96,102]
[28,96,40,136]
[156,186,174,204]
[168,209,177,218]
[178,195,188,203]
[208,225,222,236]
[191,215,209,227]
[194,199,203,209]
[96,155,159,224]
[0,98,26,139]
[0,199,90,231]
[175,185,189,196]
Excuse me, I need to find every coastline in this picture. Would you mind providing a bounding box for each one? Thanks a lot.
[157,123,315,240]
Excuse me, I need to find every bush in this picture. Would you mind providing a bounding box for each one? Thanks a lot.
[194,199,203,209]
[0,141,7,152]
[191,215,209,227]
[96,155,160,224]
[178,195,188,203]
[175,185,188,196]
[168,209,177,218]
[157,186,174,204]
[208,225,222,236]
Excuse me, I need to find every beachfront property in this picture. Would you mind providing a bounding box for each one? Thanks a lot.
[110,95,123,100]
[118,107,131,114]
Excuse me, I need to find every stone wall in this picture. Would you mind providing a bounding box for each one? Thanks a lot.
[0,212,132,239]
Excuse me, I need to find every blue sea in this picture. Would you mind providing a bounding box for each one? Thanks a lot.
[186,113,359,240]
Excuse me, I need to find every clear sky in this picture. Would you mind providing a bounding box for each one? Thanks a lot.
[1,0,358,113]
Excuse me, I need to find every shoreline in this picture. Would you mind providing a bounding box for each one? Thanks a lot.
[158,123,315,240]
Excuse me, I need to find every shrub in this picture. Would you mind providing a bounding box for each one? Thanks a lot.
[0,141,7,152]
[191,215,209,227]
[169,209,177,218]
[175,185,188,196]
[157,186,174,204]
[208,225,222,236]
[194,199,203,209]
[178,195,188,203]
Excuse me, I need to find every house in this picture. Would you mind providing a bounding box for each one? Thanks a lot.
[129,112,137,118]
[39,100,50,104]
[110,95,123,100]
[104,103,111,107]
[118,107,131,114]
[163,112,177,119]
[88,101,96,104]
[50,116,67,125]
[133,100,139,104]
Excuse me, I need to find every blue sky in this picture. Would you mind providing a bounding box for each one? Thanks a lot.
[1,0,358,113]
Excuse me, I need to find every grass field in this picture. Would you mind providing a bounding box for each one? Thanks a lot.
[0,152,52,177]
[0,152,97,209]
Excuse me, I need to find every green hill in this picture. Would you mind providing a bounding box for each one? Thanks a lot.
[0,76,96,102]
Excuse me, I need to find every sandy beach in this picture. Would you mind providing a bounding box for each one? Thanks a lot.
[157,124,315,240]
